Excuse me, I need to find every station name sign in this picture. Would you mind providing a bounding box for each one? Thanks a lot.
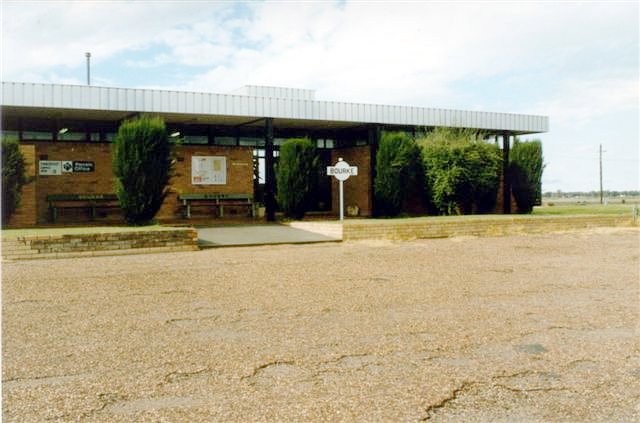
[327,161,358,181]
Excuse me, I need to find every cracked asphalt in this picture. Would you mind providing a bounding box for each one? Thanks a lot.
[3,227,639,422]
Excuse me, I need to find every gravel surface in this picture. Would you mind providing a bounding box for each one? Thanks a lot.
[3,228,639,422]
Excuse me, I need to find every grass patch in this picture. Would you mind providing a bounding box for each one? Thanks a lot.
[532,203,635,216]
[1,224,181,240]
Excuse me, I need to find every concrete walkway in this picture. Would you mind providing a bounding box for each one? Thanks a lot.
[196,224,341,247]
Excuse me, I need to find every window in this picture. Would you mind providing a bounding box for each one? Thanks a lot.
[22,131,53,141]
[58,131,87,141]
[316,138,336,149]
[214,136,236,146]
[1,130,19,140]
[183,135,208,144]
[239,137,264,147]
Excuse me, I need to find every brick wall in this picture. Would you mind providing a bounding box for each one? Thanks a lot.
[495,172,518,214]
[343,215,635,241]
[31,142,114,223]
[157,145,253,219]
[13,142,253,225]
[2,228,198,260]
[7,144,37,227]
[331,146,372,217]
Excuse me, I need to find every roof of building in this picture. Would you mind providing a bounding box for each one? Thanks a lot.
[1,81,548,134]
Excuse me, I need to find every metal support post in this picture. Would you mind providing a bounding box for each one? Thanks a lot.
[264,118,276,221]
[502,131,511,214]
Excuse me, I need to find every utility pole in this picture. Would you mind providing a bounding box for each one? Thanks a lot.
[599,144,603,204]
[85,52,91,85]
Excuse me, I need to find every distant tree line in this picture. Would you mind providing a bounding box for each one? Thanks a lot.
[543,190,640,198]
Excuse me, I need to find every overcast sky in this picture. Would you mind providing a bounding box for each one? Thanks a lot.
[2,1,638,192]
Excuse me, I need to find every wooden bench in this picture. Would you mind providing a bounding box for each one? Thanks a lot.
[178,193,254,219]
[47,194,119,223]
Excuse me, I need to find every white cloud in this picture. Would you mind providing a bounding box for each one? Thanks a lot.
[532,73,639,127]
[0,1,225,77]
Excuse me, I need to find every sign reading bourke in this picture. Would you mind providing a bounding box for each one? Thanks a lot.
[327,158,358,221]
[192,156,227,185]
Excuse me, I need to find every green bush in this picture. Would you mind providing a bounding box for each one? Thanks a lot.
[418,128,501,215]
[276,138,319,219]
[374,132,423,216]
[112,115,172,225]
[509,139,544,213]
[1,137,27,226]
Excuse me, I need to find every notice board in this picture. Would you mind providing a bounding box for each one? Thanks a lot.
[192,156,226,185]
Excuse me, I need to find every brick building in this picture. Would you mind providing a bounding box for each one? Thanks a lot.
[1,82,548,227]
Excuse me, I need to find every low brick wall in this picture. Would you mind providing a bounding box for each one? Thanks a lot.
[343,215,636,241]
[286,221,343,239]
[3,228,198,260]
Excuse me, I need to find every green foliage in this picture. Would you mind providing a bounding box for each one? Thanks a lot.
[509,138,544,213]
[374,132,423,216]
[112,115,172,225]
[276,138,319,219]
[1,136,27,226]
[418,128,501,215]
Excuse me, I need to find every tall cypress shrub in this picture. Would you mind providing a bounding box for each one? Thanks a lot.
[509,139,544,213]
[112,115,171,225]
[276,138,319,219]
[374,132,423,216]
[1,137,27,226]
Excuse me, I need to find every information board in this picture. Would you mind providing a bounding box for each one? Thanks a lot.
[192,156,226,185]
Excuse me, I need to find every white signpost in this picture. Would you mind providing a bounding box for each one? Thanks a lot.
[327,158,358,221]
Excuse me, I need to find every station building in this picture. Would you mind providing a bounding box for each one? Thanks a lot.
[1,81,548,227]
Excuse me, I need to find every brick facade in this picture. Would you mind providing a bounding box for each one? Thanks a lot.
[9,142,253,226]
[157,145,253,219]
[331,146,372,217]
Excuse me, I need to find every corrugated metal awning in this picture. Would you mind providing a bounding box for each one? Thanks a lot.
[1,81,548,134]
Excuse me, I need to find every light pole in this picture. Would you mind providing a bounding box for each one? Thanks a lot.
[85,52,91,85]
[599,144,606,204]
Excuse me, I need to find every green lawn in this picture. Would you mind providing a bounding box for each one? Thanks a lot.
[532,203,636,216]
[1,224,180,240]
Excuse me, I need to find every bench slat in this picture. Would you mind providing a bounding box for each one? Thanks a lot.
[47,194,118,202]
[178,193,254,219]
[178,193,252,201]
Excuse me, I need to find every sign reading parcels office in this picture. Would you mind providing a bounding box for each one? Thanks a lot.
[39,160,62,175]
[73,161,95,172]
[192,156,226,185]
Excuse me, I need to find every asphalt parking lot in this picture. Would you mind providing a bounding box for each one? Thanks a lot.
[3,228,639,421]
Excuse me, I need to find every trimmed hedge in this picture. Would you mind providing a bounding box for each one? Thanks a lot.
[112,115,172,225]
[276,138,319,219]
[1,137,27,226]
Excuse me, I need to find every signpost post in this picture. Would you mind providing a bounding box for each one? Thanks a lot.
[327,158,358,221]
